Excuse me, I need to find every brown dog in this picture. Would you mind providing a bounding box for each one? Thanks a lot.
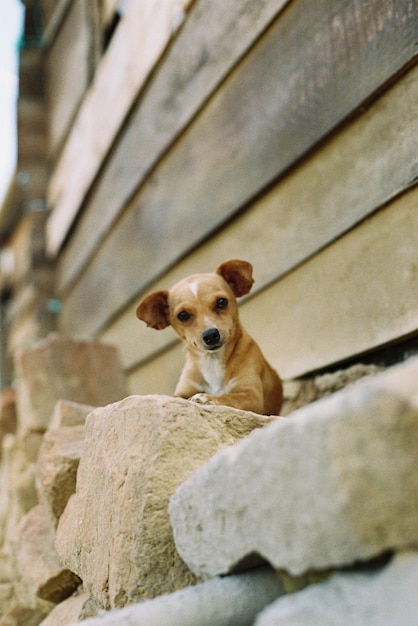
[136,260,282,415]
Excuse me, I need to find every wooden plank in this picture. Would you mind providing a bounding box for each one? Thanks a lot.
[46,0,197,256]
[127,344,184,396]
[45,1,90,155]
[61,63,418,342]
[125,186,418,390]
[55,0,418,294]
[240,186,418,379]
[52,0,292,285]
[39,0,72,45]
[100,0,121,27]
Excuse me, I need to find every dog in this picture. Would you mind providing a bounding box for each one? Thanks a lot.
[136,259,282,415]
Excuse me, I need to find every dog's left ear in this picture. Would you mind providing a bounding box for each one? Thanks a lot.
[216,259,254,297]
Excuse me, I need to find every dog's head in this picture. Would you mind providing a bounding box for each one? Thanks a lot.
[136,260,254,353]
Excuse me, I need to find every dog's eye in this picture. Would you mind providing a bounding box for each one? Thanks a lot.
[215,298,228,311]
[177,310,191,322]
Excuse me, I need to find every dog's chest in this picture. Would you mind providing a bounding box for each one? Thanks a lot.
[198,353,234,396]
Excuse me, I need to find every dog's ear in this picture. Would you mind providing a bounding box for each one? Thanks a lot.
[136,290,170,330]
[216,259,254,297]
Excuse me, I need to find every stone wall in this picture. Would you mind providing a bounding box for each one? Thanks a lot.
[0,336,417,624]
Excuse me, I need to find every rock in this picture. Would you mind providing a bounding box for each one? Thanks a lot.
[64,568,285,626]
[0,388,17,450]
[255,551,418,626]
[0,432,43,550]
[15,505,80,605]
[49,400,95,429]
[55,395,276,609]
[0,583,52,625]
[169,358,418,579]
[39,592,101,626]
[37,425,85,528]
[14,334,127,434]
[282,363,383,415]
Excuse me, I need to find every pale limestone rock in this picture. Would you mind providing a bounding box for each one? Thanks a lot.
[169,358,418,579]
[0,432,43,550]
[0,388,17,453]
[15,505,80,605]
[64,568,284,626]
[49,400,95,429]
[56,395,276,609]
[39,592,101,625]
[37,425,85,528]
[14,334,127,434]
[255,551,418,626]
[0,582,52,626]
[282,362,383,415]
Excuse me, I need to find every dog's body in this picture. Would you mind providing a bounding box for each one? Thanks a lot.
[136,260,282,415]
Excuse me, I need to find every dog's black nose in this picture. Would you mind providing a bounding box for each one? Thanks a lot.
[202,328,221,347]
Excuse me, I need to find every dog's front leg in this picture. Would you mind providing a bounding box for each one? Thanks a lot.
[189,384,265,415]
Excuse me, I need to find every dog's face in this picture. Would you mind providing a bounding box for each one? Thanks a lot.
[136,260,254,353]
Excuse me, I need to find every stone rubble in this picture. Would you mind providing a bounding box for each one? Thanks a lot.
[169,357,418,579]
[0,335,416,625]
[55,395,276,609]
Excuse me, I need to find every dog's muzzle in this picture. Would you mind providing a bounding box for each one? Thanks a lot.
[201,328,222,350]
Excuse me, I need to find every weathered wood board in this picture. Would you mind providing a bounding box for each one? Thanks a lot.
[55,0,418,296]
[51,0,291,269]
[61,63,418,342]
[45,1,90,155]
[46,0,197,256]
[124,185,418,390]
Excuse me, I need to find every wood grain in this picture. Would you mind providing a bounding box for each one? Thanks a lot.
[60,63,418,342]
[45,1,90,155]
[55,0,418,295]
[54,0,291,285]
[46,0,195,256]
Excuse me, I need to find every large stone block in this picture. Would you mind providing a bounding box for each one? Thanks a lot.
[14,334,127,433]
[169,358,418,579]
[255,551,418,626]
[67,568,285,626]
[37,425,85,528]
[55,395,276,609]
[15,505,80,605]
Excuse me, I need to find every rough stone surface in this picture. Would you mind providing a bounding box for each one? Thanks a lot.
[0,432,43,550]
[0,388,17,453]
[282,363,383,415]
[169,358,418,579]
[255,551,418,626]
[56,395,277,609]
[65,568,284,626]
[37,425,85,528]
[0,581,52,626]
[39,592,101,625]
[49,399,95,429]
[14,334,127,433]
[15,505,80,605]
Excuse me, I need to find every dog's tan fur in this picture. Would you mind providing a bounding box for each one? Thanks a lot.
[136,260,282,415]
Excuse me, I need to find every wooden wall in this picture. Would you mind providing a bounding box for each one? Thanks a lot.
[42,0,418,393]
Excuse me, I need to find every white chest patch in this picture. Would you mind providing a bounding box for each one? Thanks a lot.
[197,352,236,396]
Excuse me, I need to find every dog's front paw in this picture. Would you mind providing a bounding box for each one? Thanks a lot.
[190,393,216,406]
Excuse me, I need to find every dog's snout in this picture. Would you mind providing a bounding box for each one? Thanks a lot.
[202,328,221,348]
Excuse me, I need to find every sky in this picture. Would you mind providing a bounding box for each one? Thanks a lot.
[0,0,24,207]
